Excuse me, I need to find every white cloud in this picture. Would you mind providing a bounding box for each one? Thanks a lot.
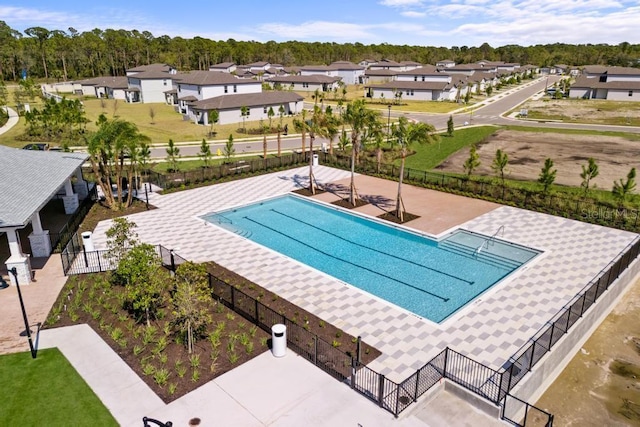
[401,11,427,17]
[256,21,376,41]
[379,0,424,6]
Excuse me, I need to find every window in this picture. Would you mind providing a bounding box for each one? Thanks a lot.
[233,85,237,93]
[414,76,417,81]
[409,90,414,96]
[198,87,201,95]
[263,106,268,113]
[224,85,228,93]
[422,76,425,82]
[163,80,167,86]
[302,82,309,88]
[178,84,181,91]
[630,91,634,97]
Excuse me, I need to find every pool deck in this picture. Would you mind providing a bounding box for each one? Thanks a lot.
[90,165,638,382]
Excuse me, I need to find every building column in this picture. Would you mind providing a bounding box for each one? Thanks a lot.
[28,211,51,257]
[4,228,32,285]
[62,179,79,214]
[73,168,89,200]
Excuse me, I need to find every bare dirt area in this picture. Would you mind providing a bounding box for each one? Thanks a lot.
[535,278,640,426]
[436,129,640,189]
[521,99,640,126]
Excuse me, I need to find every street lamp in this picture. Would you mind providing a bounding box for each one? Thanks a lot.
[387,104,392,144]
[9,268,37,359]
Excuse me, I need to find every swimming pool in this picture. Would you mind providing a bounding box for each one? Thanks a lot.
[202,194,539,322]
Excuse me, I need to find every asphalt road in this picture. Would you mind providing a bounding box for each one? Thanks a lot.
[148,75,640,159]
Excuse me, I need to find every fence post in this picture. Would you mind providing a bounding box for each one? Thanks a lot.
[443,348,449,378]
[414,369,421,402]
[356,335,361,366]
[145,185,149,210]
[378,374,385,408]
[231,286,235,310]
[170,250,175,272]
[254,299,259,323]
[351,357,356,390]
[314,336,318,365]
[82,244,89,268]
[97,251,102,272]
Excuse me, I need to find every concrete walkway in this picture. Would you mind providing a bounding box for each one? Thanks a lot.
[38,325,505,427]
[0,255,68,355]
[0,106,19,136]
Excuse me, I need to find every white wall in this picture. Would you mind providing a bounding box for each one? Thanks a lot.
[334,69,365,85]
[607,89,640,101]
[139,78,172,103]
[213,101,302,125]
[396,74,450,83]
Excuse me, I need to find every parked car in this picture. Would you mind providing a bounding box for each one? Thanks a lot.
[22,143,50,151]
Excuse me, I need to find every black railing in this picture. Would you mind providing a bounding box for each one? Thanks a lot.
[502,393,554,427]
[49,185,98,253]
[159,245,354,384]
[58,225,638,421]
[500,236,640,398]
[146,152,309,190]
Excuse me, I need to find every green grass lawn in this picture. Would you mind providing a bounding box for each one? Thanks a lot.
[0,348,118,426]
[403,125,498,170]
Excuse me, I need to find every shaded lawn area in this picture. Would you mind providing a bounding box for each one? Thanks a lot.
[0,348,117,426]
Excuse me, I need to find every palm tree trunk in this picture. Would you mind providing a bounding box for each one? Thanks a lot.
[396,149,406,222]
[277,130,281,157]
[349,148,357,206]
[263,134,267,168]
[309,133,316,195]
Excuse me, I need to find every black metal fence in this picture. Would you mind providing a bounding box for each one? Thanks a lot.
[58,230,638,424]
[321,154,640,233]
[158,245,353,385]
[500,236,640,400]
[146,152,309,190]
[502,393,554,427]
[49,185,98,253]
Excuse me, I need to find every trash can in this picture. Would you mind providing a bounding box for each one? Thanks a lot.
[271,324,287,357]
[312,154,319,166]
[81,231,95,252]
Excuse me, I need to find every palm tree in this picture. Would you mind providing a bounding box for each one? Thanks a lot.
[267,106,275,130]
[293,109,309,158]
[240,105,249,133]
[391,117,438,222]
[342,100,380,205]
[87,115,150,210]
[321,106,339,156]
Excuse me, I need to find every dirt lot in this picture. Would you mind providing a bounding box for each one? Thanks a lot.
[535,278,640,426]
[521,99,640,126]
[436,130,640,189]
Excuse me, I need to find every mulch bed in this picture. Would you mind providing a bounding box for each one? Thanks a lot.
[332,198,370,209]
[45,272,271,403]
[378,211,421,224]
[79,199,155,234]
[292,187,327,197]
[206,262,381,366]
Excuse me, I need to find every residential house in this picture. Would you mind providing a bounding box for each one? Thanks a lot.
[265,75,342,92]
[569,66,640,101]
[364,81,458,102]
[189,91,303,126]
[436,60,456,68]
[247,61,272,74]
[329,61,366,85]
[125,70,176,103]
[75,76,129,99]
[395,65,444,82]
[368,59,409,72]
[173,70,261,117]
[126,63,176,76]
[363,69,397,84]
[400,61,423,71]
[209,62,237,73]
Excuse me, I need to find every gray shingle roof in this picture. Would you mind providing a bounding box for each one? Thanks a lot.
[267,75,342,84]
[175,70,257,86]
[0,146,88,228]
[190,91,303,111]
[365,81,450,90]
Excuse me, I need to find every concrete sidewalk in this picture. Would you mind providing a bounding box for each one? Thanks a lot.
[0,106,19,136]
[38,325,505,427]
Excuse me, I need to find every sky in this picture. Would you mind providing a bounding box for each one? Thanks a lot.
[1,0,639,48]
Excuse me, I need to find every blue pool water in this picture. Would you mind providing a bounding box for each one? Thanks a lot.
[202,195,538,323]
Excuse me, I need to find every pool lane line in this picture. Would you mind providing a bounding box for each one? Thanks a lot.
[243,215,450,303]
[269,208,475,286]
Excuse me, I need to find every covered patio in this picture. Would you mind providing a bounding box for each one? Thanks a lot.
[0,145,89,285]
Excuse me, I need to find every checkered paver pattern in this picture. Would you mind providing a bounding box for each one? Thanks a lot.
[91,167,638,382]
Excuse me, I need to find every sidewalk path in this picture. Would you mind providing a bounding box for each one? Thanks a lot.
[0,107,19,136]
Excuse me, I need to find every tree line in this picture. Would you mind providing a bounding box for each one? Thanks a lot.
[1,21,639,82]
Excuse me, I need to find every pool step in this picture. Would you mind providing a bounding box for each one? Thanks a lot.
[439,240,521,271]
[234,228,253,238]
